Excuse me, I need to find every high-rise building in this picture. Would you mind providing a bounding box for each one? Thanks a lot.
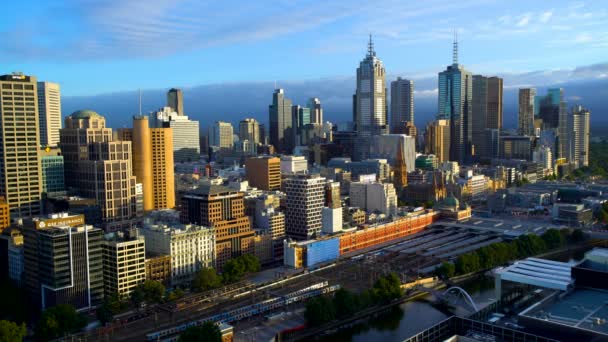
[500,136,533,160]
[245,156,281,191]
[369,134,416,172]
[23,215,103,310]
[518,88,536,136]
[0,197,9,232]
[0,73,43,218]
[570,105,590,168]
[180,185,255,269]
[37,81,62,147]
[116,116,175,211]
[150,106,200,163]
[438,36,473,164]
[167,88,184,116]
[393,144,408,191]
[102,230,146,298]
[425,120,451,163]
[40,147,65,194]
[308,98,323,125]
[284,174,326,240]
[533,145,553,174]
[280,155,308,174]
[209,121,234,149]
[354,35,388,138]
[60,110,137,231]
[535,88,568,159]
[269,89,293,153]
[349,181,397,216]
[292,105,311,147]
[472,75,503,157]
[239,118,260,145]
[253,195,286,260]
[390,77,414,132]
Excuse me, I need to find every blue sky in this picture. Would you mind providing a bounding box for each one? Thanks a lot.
[1,0,607,96]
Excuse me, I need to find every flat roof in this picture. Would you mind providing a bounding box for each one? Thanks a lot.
[521,288,608,336]
[496,258,573,291]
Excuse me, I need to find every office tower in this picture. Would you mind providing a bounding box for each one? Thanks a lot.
[23,215,103,310]
[390,77,414,132]
[349,181,397,216]
[0,228,24,285]
[308,98,323,124]
[292,105,311,147]
[150,106,200,163]
[60,110,137,231]
[0,198,8,232]
[487,77,503,130]
[500,136,533,160]
[518,88,536,136]
[536,88,568,159]
[167,88,184,116]
[533,145,553,174]
[209,121,234,149]
[438,36,473,164]
[117,116,175,211]
[269,89,293,153]
[280,155,308,174]
[370,134,416,172]
[325,182,341,209]
[141,221,215,286]
[354,35,388,138]
[239,118,260,145]
[284,174,326,240]
[245,156,281,191]
[425,120,451,163]
[253,195,286,260]
[570,106,590,168]
[40,147,65,194]
[259,124,267,145]
[0,73,42,218]
[482,129,500,160]
[180,185,255,269]
[37,81,62,147]
[102,230,146,298]
[472,75,503,156]
[393,144,408,191]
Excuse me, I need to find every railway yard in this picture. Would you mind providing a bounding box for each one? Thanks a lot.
[81,217,563,341]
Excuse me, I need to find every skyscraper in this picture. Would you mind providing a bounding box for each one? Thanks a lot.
[438,35,473,164]
[393,143,408,191]
[518,88,536,136]
[536,88,568,159]
[284,174,326,240]
[292,105,311,147]
[486,77,503,130]
[167,88,184,116]
[472,75,503,157]
[60,110,138,231]
[269,89,293,153]
[354,35,388,138]
[570,106,590,168]
[0,73,43,218]
[209,121,234,149]
[150,106,200,162]
[245,156,281,191]
[37,81,62,147]
[308,98,323,125]
[239,118,260,145]
[390,77,414,132]
[424,120,451,163]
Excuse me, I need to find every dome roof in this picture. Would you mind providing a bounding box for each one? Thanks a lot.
[442,194,459,208]
[70,109,102,119]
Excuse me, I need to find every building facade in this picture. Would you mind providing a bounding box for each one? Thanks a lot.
[0,73,43,218]
[284,174,326,240]
[390,77,414,132]
[425,119,451,163]
[150,106,200,162]
[37,81,62,147]
[209,121,234,149]
[518,88,536,136]
[239,118,260,145]
[41,147,65,194]
[167,88,184,116]
[269,89,293,153]
[102,231,146,298]
[245,156,281,191]
[308,98,323,125]
[570,105,590,168]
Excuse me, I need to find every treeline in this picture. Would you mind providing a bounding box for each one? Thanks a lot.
[192,254,261,292]
[436,228,585,278]
[304,273,403,326]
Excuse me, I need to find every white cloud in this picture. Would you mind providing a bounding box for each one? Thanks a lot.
[516,13,532,27]
[414,88,439,98]
[539,11,553,23]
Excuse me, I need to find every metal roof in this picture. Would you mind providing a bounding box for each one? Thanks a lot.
[495,257,574,291]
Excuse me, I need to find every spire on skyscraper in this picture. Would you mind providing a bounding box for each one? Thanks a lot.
[452,28,458,65]
[367,33,375,57]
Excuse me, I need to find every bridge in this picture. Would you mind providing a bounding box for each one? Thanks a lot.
[423,286,479,313]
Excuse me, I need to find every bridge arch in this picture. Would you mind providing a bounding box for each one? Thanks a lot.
[442,286,478,312]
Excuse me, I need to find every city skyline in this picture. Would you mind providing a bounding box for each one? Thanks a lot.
[1,1,607,97]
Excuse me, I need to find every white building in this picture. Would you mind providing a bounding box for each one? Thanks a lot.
[140,223,215,286]
[570,106,590,169]
[349,181,397,216]
[209,121,234,149]
[439,161,460,175]
[322,207,343,234]
[370,134,416,172]
[281,155,308,174]
[533,145,553,175]
[284,174,326,240]
[150,106,200,162]
[37,81,62,147]
[102,231,146,298]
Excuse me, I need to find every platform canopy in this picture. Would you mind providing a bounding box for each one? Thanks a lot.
[495,257,573,291]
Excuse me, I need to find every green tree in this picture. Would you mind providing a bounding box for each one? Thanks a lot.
[192,267,222,292]
[455,253,481,274]
[304,296,335,326]
[371,273,403,303]
[542,229,565,250]
[131,280,166,305]
[178,321,221,342]
[570,229,586,243]
[35,304,87,341]
[0,320,26,342]
[435,262,455,279]
[167,288,185,301]
[332,288,358,318]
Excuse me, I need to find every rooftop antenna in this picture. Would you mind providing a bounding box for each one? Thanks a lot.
[368,33,375,57]
[274,80,277,90]
[138,88,142,115]
[452,28,458,65]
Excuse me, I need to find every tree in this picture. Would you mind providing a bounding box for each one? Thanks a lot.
[570,229,585,243]
[304,296,335,326]
[0,320,26,342]
[371,273,403,303]
[131,280,166,305]
[167,288,185,301]
[435,262,455,279]
[542,229,565,250]
[35,304,87,341]
[178,321,221,342]
[332,288,358,318]
[192,268,222,292]
[96,304,114,325]
[455,253,481,274]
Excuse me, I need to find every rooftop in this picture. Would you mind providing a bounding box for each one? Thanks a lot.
[69,109,102,119]
[495,257,574,291]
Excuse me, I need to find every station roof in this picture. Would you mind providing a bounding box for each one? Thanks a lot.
[495,257,574,291]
